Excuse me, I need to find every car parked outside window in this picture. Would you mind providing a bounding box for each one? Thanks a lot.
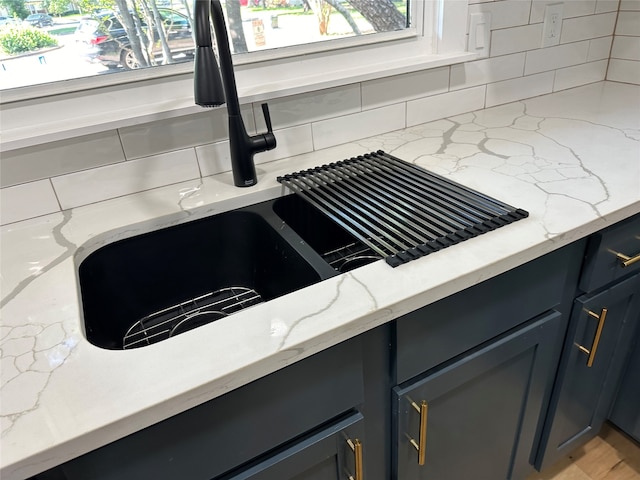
[23,13,53,28]
[74,9,193,71]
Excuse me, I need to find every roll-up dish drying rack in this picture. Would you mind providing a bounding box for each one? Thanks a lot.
[277,151,528,267]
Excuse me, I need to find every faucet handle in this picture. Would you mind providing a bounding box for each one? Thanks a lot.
[258,103,277,152]
[261,103,274,133]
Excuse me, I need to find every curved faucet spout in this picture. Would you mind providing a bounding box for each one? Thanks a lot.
[193,0,277,187]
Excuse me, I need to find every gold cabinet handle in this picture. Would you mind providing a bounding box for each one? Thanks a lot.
[577,308,608,367]
[346,438,363,480]
[409,400,428,466]
[616,251,640,268]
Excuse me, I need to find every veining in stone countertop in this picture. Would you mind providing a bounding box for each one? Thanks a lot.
[1,81,639,480]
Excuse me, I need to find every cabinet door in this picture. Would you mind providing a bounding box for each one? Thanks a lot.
[220,412,365,480]
[393,310,562,480]
[536,273,640,470]
[610,329,640,442]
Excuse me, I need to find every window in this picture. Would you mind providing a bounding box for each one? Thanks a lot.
[1,0,472,151]
[1,1,412,91]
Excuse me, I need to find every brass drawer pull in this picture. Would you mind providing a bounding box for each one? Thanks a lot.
[409,400,428,466]
[577,308,608,367]
[616,251,640,268]
[346,438,363,480]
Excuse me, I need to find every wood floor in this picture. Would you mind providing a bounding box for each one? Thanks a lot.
[527,424,640,480]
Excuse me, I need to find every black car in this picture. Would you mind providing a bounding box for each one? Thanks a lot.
[24,13,53,27]
[74,9,194,70]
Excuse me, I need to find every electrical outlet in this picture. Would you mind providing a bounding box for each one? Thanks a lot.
[542,3,563,48]
[468,12,491,58]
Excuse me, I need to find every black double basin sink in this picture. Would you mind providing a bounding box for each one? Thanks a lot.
[78,195,379,350]
[79,154,527,350]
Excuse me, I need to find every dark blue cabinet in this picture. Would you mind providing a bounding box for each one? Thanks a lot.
[609,328,640,442]
[535,273,640,470]
[391,242,585,480]
[394,311,563,480]
[606,216,640,442]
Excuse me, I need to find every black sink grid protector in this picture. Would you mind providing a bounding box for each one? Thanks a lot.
[277,151,529,267]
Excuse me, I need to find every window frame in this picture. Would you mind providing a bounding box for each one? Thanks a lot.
[0,0,472,152]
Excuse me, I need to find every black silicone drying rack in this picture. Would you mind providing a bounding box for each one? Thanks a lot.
[277,151,529,267]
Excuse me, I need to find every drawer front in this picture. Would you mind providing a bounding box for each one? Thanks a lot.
[580,213,640,292]
[394,242,583,384]
[60,338,364,480]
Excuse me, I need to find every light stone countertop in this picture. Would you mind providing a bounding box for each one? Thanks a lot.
[1,81,639,480]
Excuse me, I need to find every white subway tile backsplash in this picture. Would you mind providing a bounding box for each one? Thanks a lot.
[595,0,620,13]
[469,0,532,30]
[361,68,449,110]
[530,0,596,23]
[525,41,589,75]
[255,124,314,164]
[588,36,614,60]
[491,24,544,56]
[118,106,252,160]
[611,5,640,86]
[486,71,555,106]
[611,35,640,60]
[406,86,486,127]
[451,53,525,90]
[51,149,201,209]
[195,142,230,179]
[0,131,125,188]
[253,85,361,131]
[554,60,608,91]
[607,58,640,84]
[4,0,630,225]
[616,11,640,35]
[620,0,640,10]
[312,104,405,151]
[196,124,314,177]
[560,12,617,43]
[565,0,598,16]
[0,180,59,225]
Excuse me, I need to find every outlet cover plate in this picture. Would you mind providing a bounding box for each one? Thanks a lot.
[542,3,564,48]
[469,12,491,58]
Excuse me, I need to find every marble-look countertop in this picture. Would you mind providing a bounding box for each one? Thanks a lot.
[2,82,639,480]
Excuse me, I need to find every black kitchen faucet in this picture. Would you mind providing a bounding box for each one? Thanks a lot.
[193,0,276,187]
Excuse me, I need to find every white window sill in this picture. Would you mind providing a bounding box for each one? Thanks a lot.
[0,51,475,152]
